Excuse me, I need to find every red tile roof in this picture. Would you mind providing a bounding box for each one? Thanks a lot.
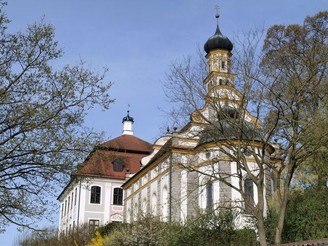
[99,135,153,153]
[76,135,152,179]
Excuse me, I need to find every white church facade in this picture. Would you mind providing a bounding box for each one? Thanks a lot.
[122,14,276,226]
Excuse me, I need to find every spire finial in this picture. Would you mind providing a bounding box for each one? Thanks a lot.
[214,4,220,24]
[126,104,131,118]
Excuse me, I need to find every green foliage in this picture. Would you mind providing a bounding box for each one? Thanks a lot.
[17,212,258,245]
[264,202,279,245]
[101,211,256,246]
[282,187,328,243]
[0,2,113,231]
[165,210,237,246]
[105,217,164,246]
[16,224,95,246]
[97,222,121,237]
[234,229,257,246]
[265,187,328,244]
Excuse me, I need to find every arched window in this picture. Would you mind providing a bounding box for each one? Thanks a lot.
[244,178,254,213]
[90,186,101,204]
[206,181,213,210]
[113,187,123,205]
[244,178,254,197]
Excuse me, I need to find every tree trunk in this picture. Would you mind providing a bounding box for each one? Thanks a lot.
[258,215,268,246]
[274,184,289,244]
[274,161,295,244]
[257,181,268,246]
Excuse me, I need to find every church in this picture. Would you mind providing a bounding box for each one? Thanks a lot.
[58,11,277,233]
[121,13,276,225]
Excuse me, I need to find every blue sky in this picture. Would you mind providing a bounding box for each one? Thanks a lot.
[1,0,327,244]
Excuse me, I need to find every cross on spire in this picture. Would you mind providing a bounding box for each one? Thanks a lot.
[214,4,220,26]
[214,4,220,19]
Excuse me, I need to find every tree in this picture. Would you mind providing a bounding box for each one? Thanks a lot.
[259,11,328,244]
[265,186,328,244]
[282,187,328,242]
[163,11,328,245]
[0,1,113,231]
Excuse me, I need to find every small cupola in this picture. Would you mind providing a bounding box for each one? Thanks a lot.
[122,110,134,135]
[204,12,233,53]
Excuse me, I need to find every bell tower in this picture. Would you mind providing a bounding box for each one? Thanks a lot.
[203,8,235,100]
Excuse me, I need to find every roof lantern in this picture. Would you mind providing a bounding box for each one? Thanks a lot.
[122,110,134,135]
[122,110,134,123]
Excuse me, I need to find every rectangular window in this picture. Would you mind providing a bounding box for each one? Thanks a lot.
[68,196,70,212]
[89,219,99,232]
[113,187,123,205]
[71,193,73,209]
[90,186,101,204]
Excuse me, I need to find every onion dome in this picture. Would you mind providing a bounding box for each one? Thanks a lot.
[204,14,233,53]
[122,110,134,123]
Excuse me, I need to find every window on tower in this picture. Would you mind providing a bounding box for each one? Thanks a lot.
[221,61,225,70]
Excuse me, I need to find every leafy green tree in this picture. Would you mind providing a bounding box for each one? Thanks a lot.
[0,1,113,231]
[259,11,328,244]
[265,187,328,244]
[282,187,328,243]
